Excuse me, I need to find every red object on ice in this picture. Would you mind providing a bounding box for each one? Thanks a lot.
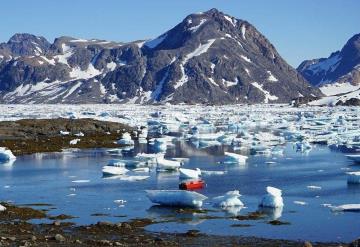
[179,180,205,190]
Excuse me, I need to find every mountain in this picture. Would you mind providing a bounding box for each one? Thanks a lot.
[298,33,360,105]
[0,8,321,104]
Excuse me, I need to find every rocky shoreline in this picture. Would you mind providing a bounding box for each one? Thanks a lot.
[0,118,134,156]
[0,202,349,247]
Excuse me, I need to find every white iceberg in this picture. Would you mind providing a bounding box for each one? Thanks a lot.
[0,147,16,163]
[224,152,248,164]
[117,132,134,146]
[156,157,181,171]
[347,171,360,184]
[331,204,360,212]
[102,165,129,176]
[179,168,201,179]
[259,186,284,208]
[0,204,6,212]
[213,190,244,208]
[146,190,207,208]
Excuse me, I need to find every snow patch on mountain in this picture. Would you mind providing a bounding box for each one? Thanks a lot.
[189,19,207,32]
[320,82,360,96]
[267,71,278,82]
[251,82,278,103]
[174,39,216,89]
[144,34,167,49]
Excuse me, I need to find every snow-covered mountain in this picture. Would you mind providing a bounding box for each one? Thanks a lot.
[298,33,360,105]
[0,8,321,104]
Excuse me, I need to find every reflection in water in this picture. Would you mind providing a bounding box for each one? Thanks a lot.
[223,206,243,217]
[259,206,283,220]
[147,205,206,226]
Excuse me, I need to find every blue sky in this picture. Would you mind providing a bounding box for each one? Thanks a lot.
[1,0,359,67]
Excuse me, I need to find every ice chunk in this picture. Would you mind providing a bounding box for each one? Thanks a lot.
[102,165,129,176]
[117,132,134,146]
[179,168,201,179]
[331,204,360,212]
[0,204,6,212]
[72,180,90,183]
[213,190,244,208]
[156,157,181,171]
[347,171,360,184]
[0,147,16,162]
[224,152,248,164]
[146,190,207,208]
[259,186,284,208]
[294,201,308,205]
[307,185,322,190]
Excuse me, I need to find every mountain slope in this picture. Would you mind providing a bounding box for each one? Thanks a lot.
[0,8,321,104]
[298,33,360,105]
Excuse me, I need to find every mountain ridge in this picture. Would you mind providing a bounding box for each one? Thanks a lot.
[0,8,321,104]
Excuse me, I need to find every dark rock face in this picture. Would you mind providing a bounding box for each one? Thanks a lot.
[0,9,321,104]
[298,33,360,87]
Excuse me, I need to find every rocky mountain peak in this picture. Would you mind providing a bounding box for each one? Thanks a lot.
[5,33,50,56]
[0,9,321,104]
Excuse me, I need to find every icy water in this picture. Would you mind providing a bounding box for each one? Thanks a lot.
[1,142,359,242]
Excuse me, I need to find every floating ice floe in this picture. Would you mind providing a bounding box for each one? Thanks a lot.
[132,167,150,173]
[146,190,207,208]
[0,147,16,163]
[213,190,244,208]
[72,180,90,183]
[307,185,322,190]
[102,165,129,176]
[201,170,226,176]
[293,201,308,205]
[156,157,181,171]
[259,186,284,208]
[117,132,134,146]
[224,152,248,164]
[179,168,201,179]
[0,204,6,212]
[347,171,360,184]
[331,204,360,212]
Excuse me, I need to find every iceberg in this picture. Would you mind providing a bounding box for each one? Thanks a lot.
[117,132,134,146]
[179,168,201,179]
[156,157,181,171]
[259,186,284,208]
[102,166,129,176]
[213,190,244,208]
[224,152,248,164]
[0,204,6,212]
[0,147,16,163]
[347,171,360,184]
[146,190,207,208]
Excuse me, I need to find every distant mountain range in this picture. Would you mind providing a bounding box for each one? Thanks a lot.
[0,8,326,104]
[298,33,360,106]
